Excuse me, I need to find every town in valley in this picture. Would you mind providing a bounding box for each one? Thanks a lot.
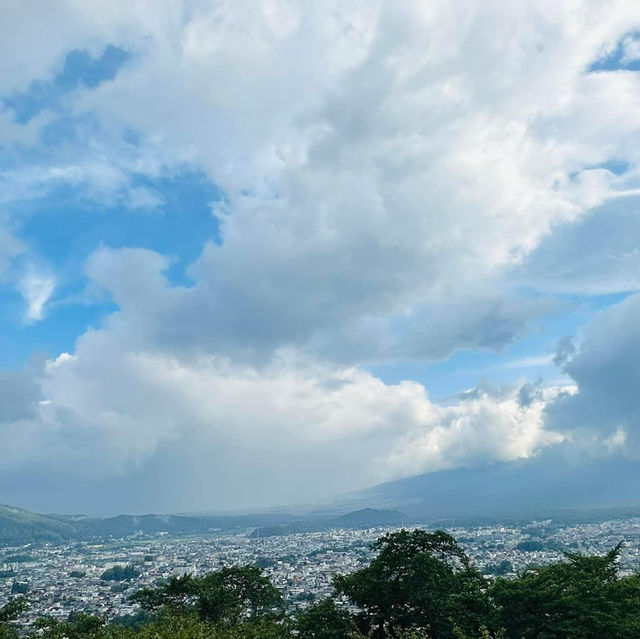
[3,514,640,629]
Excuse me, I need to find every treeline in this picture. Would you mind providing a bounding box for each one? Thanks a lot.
[2,529,640,638]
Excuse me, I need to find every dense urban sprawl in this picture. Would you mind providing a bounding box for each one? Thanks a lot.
[3,516,640,629]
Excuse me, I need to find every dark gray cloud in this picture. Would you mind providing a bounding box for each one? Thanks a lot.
[553,337,576,368]
[0,369,41,422]
[520,195,640,295]
[546,293,640,453]
[85,246,556,365]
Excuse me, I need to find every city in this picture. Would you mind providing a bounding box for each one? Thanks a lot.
[3,515,640,628]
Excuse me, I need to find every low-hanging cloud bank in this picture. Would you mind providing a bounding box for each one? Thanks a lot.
[0,338,563,512]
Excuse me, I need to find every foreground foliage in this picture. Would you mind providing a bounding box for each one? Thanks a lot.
[2,529,640,639]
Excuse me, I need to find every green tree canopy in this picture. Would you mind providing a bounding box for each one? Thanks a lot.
[0,598,28,639]
[131,566,283,626]
[489,543,640,638]
[34,614,107,639]
[101,565,140,582]
[295,597,355,639]
[334,529,487,639]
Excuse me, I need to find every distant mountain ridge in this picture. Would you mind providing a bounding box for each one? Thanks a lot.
[4,452,640,547]
[249,507,406,538]
[0,506,282,547]
[336,507,405,526]
[0,504,407,548]
[349,451,640,519]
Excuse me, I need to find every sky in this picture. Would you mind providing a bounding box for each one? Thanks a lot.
[2,1,640,515]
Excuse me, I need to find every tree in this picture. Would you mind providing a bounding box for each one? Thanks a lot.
[0,599,27,624]
[34,613,107,639]
[483,561,512,576]
[10,582,28,595]
[0,598,28,639]
[130,573,199,614]
[101,564,140,582]
[489,543,640,638]
[197,566,283,624]
[132,566,283,626]
[130,615,291,639]
[295,597,355,639]
[334,529,488,639]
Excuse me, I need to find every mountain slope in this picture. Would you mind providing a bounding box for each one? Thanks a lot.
[0,504,77,546]
[335,507,405,527]
[0,504,408,547]
[352,451,640,518]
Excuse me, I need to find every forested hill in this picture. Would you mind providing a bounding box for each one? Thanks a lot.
[0,505,293,546]
[0,504,407,547]
[0,505,77,546]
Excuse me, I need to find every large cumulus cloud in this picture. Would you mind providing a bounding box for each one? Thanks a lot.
[80,0,640,357]
[0,336,562,512]
[5,1,640,346]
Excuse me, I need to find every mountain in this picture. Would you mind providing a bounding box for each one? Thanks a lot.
[0,506,302,547]
[350,451,640,520]
[5,451,640,548]
[249,507,408,538]
[0,504,77,546]
[335,507,405,527]
[0,503,408,547]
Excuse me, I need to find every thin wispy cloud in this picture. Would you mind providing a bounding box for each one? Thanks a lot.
[17,268,55,323]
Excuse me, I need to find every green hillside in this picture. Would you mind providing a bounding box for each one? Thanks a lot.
[0,504,76,546]
[0,503,412,548]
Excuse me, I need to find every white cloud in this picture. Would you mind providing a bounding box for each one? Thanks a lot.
[6,2,640,312]
[17,267,55,322]
[382,384,565,481]
[127,186,164,210]
[0,337,562,511]
[68,0,640,356]
[622,33,640,63]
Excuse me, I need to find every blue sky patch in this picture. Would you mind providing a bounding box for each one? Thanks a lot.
[589,33,640,72]
[0,169,222,367]
[3,45,131,124]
